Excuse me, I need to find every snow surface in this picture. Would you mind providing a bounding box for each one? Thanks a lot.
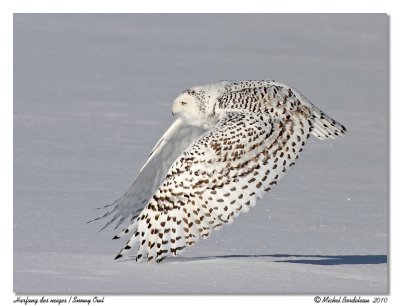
[13,14,388,294]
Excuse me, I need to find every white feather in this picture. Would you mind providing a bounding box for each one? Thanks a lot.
[93,118,206,231]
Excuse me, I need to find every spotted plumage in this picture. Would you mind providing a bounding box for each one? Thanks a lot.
[90,80,346,263]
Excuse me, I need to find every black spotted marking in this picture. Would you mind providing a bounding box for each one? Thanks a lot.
[115,254,122,260]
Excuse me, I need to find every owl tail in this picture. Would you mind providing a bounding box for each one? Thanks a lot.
[311,107,346,140]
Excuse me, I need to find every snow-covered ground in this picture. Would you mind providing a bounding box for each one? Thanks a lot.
[13,14,388,294]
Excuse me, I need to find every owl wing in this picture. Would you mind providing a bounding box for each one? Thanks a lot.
[114,110,312,262]
[216,81,347,140]
[90,118,207,230]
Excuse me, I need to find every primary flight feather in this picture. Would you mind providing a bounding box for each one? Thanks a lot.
[91,80,346,263]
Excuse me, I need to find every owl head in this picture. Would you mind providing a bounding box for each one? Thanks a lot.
[172,90,209,125]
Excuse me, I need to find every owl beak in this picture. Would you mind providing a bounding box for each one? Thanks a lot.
[172,111,175,116]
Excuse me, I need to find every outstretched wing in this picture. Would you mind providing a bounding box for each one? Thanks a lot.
[91,118,206,230]
[114,110,313,262]
[216,81,346,140]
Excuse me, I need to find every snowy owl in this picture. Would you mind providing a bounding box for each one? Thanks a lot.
[91,80,346,263]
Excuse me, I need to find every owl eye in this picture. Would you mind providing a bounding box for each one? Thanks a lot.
[181,101,187,106]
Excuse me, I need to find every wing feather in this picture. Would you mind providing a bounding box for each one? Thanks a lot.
[115,110,312,262]
[91,118,206,231]
[216,81,346,141]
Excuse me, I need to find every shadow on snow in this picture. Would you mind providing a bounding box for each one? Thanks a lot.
[160,254,387,265]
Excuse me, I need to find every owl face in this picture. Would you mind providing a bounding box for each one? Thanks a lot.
[172,92,203,122]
